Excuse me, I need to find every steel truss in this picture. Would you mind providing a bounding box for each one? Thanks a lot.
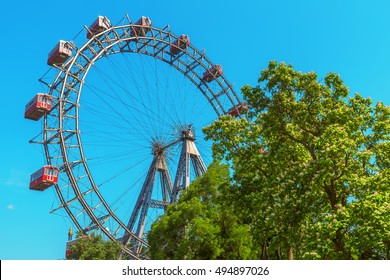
[122,125,206,254]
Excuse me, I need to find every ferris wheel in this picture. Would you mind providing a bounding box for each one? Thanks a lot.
[25,15,246,259]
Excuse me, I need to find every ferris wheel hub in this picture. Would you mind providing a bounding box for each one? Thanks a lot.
[151,141,165,155]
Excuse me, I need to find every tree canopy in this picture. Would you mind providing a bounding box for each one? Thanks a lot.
[149,61,390,260]
[66,232,122,260]
[147,162,255,259]
[204,61,390,259]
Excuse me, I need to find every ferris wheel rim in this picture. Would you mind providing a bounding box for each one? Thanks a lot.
[40,15,242,258]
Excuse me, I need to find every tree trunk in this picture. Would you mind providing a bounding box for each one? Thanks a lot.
[261,242,269,260]
[276,248,282,260]
[334,228,346,258]
[287,247,293,260]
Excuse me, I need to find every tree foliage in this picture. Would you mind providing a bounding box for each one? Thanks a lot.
[66,232,122,260]
[147,162,256,259]
[203,61,390,259]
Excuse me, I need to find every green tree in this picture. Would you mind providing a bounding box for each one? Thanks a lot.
[66,232,122,260]
[204,61,390,259]
[147,162,256,259]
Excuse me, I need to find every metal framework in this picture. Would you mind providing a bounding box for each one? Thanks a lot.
[32,14,243,259]
[171,125,207,203]
[121,125,206,254]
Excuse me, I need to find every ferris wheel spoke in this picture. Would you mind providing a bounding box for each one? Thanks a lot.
[82,83,165,140]
[87,65,171,135]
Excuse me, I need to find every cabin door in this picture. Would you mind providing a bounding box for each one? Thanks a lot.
[41,96,48,109]
[46,169,53,181]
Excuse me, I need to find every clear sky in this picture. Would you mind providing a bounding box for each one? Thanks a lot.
[1,0,390,260]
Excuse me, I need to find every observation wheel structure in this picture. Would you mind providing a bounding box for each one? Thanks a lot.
[28,14,244,259]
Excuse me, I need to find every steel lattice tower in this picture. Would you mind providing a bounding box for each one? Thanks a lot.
[122,125,206,253]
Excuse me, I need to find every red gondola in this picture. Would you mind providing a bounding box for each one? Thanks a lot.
[86,16,111,39]
[170,34,190,54]
[202,64,223,82]
[130,16,152,37]
[47,40,72,66]
[24,94,52,121]
[227,102,249,117]
[29,165,59,191]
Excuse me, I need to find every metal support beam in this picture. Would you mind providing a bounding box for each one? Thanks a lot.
[122,125,206,254]
[122,150,172,250]
[171,125,207,203]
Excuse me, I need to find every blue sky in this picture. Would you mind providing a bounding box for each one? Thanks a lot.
[1,0,390,260]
